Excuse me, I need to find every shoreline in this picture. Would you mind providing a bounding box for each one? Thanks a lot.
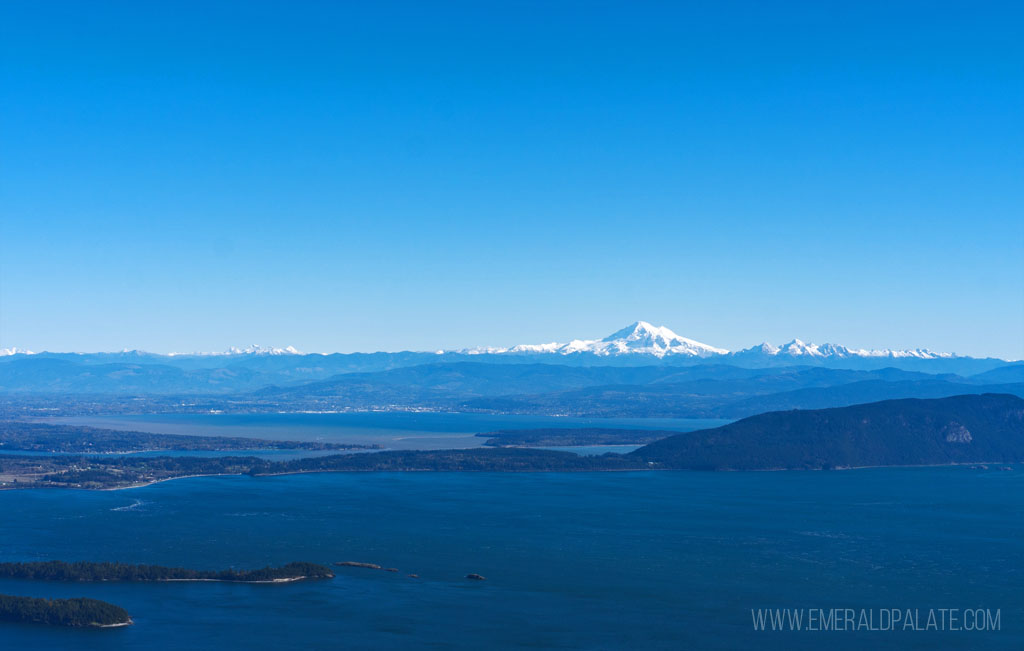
[4,460,1016,492]
[0,445,367,456]
[160,576,309,583]
[99,473,241,491]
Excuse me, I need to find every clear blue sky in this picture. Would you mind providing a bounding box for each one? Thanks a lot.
[2,1,1022,358]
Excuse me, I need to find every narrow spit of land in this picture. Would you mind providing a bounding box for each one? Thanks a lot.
[0,562,336,628]
[0,421,372,454]
[0,561,336,583]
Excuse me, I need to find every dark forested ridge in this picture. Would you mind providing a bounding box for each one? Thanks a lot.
[0,594,130,627]
[0,561,335,582]
[631,393,1024,470]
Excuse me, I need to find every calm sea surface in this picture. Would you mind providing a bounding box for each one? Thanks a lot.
[0,467,1020,650]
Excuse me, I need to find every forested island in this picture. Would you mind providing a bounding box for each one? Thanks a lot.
[0,395,1019,488]
[0,594,130,627]
[0,561,334,583]
[0,422,369,453]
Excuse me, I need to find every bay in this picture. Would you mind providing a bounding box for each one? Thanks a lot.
[0,466,1020,650]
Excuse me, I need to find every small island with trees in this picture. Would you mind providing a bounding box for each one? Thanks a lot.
[0,561,335,583]
[0,594,131,627]
[0,561,335,629]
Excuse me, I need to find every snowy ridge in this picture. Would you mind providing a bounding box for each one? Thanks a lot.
[734,339,956,360]
[460,322,961,361]
[167,345,303,357]
[1,323,968,361]
[0,347,35,356]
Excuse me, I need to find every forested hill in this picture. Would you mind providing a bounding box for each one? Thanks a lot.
[630,394,1024,470]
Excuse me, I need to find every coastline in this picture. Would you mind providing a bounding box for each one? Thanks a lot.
[160,576,310,584]
[10,459,1012,492]
[99,473,240,491]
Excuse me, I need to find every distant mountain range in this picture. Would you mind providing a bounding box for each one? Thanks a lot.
[461,321,962,363]
[3,321,1006,368]
[0,322,1018,401]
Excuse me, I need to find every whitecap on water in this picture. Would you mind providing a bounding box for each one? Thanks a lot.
[111,499,147,512]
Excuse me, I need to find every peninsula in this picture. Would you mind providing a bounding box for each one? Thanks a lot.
[0,422,370,454]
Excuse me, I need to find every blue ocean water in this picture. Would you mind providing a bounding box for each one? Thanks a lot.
[0,467,1020,650]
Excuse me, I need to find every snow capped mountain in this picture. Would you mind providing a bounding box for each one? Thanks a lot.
[228,345,302,356]
[843,347,955,360]
[585,321,729,357]
[462,322,962,362]
[777,339,825,357]
[734,339,956,361]
[0,347,35,356]
[167,345,303,357]
[764,339,843,358]
[465,321,729,358]
[741,342,780,356]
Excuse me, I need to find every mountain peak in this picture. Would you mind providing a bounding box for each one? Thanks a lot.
[475,321,728,358]
[603,321,679,342]
[778,339,823,356]
[744,342,780,355]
